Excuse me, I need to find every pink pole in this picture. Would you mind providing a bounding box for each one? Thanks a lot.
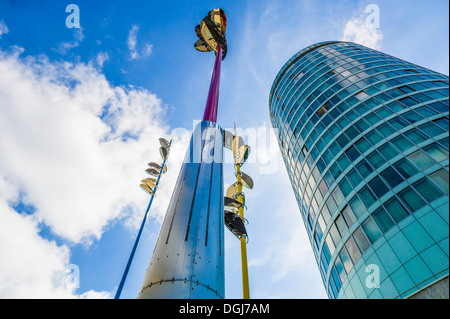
[202,45,223,123]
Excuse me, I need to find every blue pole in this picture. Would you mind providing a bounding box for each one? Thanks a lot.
[114,139,172,299]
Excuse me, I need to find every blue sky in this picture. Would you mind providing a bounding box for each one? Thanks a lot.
[0,0,448,299]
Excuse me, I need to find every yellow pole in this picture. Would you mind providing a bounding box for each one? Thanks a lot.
[236,162,250,299]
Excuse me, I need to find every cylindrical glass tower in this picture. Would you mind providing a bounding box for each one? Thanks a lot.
[269,41,449,299]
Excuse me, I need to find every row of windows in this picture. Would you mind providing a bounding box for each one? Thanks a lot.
[281,88,448,186]
[315,128,449,298]
[278,75,448,161]
[324,171,448,298]
[271,42,437,109]
[272,43,447,133]
[309,136,448,247]
[272,43,448,137]
[277,77,448,174]
[302,133,449,296]
[299,114,449,217]
[308,137,449,241]
[292,83,447,150]
[276,64,439,129]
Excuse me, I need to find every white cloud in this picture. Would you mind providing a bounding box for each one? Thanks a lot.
[341,13,383,50]
[96,51,109,68]
[0,176,78,298]
[127,24,153,60]
[0,48,175,243]
[141,43,153,57]
[0,47,189,297]
[54,28,85,54]
[0,20,8,39]
[127,24,139,53]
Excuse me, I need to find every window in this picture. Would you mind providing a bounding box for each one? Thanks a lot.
[402,110,423,123]
[368,175,390,199]
[332,187,345,208]
[325,232,335,254]
[394,158,419,179]
[321,204,332,224]
[372,206,395,233]
[433,118,449,131]
[377,123,396,138]
[354,118,370,132]
[439,137,449,150]
[404,129,428,144]
[345,237,362,263]
[398,187,426,212]
[366,130,384,146]
[338,178,353,198]
[335,215,348,237]
[366,113,382,125]
[326,195,338,214]
[334,257,347,282]
[423,143,449,163]
[337,153,351,169]
[294,72,304,83]
[361,216,383,243]
[358,186,377,208]
[345,126,360,141]
[407,150,435,170]
[330,163,343,180]
[384,196,409,223]
[356,159,374,179]
[367,151,385,169]
[331,267,341,291]
[386,100,405,112]
[328,279,338,299]
[419,122,445,138]
[379,143,399,161]
[346,145,361,161]
[324,171,335,188]
[380,166,404,188]
[301,145,309,157]
[355,91,369,101]
[391,135,413,152]
[318,179,329,197]
[341,205,357,227]
[398,85,414,94]
[329,224,341,245]
[429,169,449,193]
[353,227,371,253]
[348,168,363,187]
[355,138,372,155]
[415,106,437,118]
[376,106,394,118]
[349,195,366,218]
[399,97,417,107]
[389,117,409,130]
[337,134,350,148]
[339,247,353,273]
[412,178,444,203]
[316,104,329,117]
[321,249,330,270]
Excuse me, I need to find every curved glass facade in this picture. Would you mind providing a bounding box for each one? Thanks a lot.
[269,41,449,299]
